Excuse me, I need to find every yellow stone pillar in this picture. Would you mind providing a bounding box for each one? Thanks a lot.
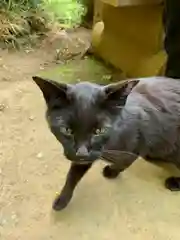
[92,0,167,77]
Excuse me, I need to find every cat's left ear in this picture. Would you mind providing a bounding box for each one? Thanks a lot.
[32,76,70,105]
[102,79,139,106]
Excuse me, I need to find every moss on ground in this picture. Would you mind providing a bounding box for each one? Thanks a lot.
[38,56,124,85]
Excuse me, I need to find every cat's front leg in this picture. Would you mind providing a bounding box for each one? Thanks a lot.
[164,162,180,191]
[53,163,92,211]
[103,164,122,179]
[102,154,137,179]
[165,177,180,191]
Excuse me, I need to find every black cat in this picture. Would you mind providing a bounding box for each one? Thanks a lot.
[32,76,180,211]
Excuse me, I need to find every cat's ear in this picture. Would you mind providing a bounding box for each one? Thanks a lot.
[32,76,70,106]
[103,79,139,106]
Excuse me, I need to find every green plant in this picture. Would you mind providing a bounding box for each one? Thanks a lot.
[41,0,86,28]
[0,0,39,11]
[0,0,86,48]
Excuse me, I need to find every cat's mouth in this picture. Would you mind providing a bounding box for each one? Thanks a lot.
[67,155,100,165]
[64,150,101,164]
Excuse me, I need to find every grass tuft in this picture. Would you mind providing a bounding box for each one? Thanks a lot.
[0,0,87,48]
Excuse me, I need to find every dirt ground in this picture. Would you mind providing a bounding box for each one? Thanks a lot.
[1,29,180,240]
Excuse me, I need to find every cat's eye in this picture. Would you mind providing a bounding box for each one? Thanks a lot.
[60,127,73,135]
[94,128,107,135]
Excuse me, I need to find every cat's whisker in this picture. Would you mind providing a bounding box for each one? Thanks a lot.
[101,149,138,163]
[103,149,137,156]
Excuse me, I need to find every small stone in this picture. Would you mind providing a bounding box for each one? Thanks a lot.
[0,104,6,112]
[2,64,8,69]
[55,60,63,64]
[11,214,17,220]
[37,152,43,159]
[1,219,7,226]
[2,77,9,81]
[16,89,22,94]
[29,116,35,121]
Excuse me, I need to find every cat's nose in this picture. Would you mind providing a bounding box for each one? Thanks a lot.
[76,145,89,160]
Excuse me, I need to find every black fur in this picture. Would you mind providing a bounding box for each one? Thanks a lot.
[33,76,180,211]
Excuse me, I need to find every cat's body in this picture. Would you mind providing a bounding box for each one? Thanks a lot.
[33,76,180,211]
[106,77,180,163]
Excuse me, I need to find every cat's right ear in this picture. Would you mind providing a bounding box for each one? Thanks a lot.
[32,76,69,106]
[102,79,139,107]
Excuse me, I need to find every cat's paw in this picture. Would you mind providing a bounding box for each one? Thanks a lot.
[52,193,72,211]
[102,165,120,179]
[165,177,180,191]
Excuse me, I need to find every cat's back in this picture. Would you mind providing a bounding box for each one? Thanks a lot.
[124,77,180,160]
[127,76,180,114]
[133,76,180,98]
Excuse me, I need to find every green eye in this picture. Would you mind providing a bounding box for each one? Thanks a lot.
[61,127,73,135]
[94,128,106,135]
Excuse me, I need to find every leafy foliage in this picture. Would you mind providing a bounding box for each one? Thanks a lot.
[0,0,86,48]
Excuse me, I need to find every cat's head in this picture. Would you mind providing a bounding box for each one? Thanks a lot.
[32,76,138,164]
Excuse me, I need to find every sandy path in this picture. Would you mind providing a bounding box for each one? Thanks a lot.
[1,41,180,240]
